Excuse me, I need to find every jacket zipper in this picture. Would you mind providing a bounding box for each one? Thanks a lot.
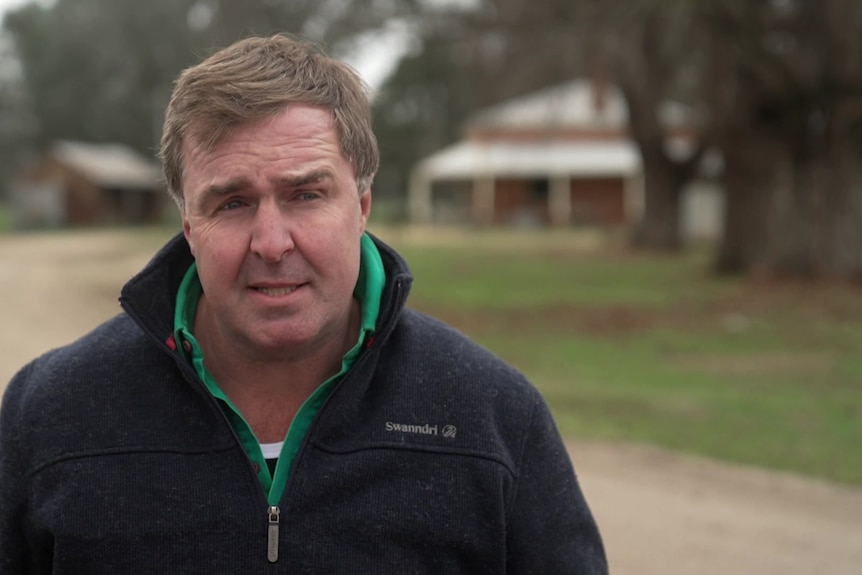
[267,505,280,562]
[119,273,411,566]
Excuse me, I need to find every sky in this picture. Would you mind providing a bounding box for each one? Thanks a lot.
[0,0,48,16]
[0,0,21,11]
[341,21,413,91]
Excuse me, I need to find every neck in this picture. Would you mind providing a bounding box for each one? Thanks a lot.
[193,296,362,441]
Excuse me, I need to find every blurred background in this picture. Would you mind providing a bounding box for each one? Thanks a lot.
[0,1,860,573]
[3,0,862,273]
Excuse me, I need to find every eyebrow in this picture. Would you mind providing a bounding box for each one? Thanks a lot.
[196,178,251,210]
[271,169,334,189]
[195,170,335,210]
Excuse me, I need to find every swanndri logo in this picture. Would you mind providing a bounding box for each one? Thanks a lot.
[385,422,457,438]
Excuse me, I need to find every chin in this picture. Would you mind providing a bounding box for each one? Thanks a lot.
[251,328,319,353]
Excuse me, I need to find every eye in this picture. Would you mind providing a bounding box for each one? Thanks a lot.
[297,191,321,202]
[221,199,246,211]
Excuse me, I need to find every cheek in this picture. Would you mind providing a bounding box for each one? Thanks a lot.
[186,219,229,258]
[188,228,244,280]
[303,231,358,280]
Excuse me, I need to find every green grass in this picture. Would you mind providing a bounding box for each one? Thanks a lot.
[376,227,862,485]
[0,203,11,233]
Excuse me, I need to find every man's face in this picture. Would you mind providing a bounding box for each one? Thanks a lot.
[181,104,371,361]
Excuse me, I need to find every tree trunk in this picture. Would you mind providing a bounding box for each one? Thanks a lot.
[764,148,862,280]
[717,123,862,280]
[714,131,781,275]
[631,150,684,251]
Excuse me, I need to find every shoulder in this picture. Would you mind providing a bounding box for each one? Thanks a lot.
[2,312,165,424]
[2,312,228,474]
[386,308,539,402]
[2,313,183,454]
[388,308,524,378]
[4,313,152,403]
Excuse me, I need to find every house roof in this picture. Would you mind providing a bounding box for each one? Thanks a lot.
[466,78,691,132]
[413,140,641,180]
[412,77,696,181]
[50,140,162,190]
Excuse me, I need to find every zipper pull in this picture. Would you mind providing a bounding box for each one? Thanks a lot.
[267,506,280,563]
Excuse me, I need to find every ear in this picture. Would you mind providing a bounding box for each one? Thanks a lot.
[358,189,372,234]
[182,215,195,257]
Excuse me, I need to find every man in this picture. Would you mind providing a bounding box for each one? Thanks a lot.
[0,34,606,573]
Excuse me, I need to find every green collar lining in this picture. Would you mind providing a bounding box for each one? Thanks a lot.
[173,233,385,504]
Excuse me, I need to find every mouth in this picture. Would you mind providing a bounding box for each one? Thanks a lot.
[251,284,304,297]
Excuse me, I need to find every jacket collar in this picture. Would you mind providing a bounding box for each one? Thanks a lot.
[119,231,413,355]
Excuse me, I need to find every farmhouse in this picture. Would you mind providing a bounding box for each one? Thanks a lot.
[408,79,722,239]
[7,140,165,229]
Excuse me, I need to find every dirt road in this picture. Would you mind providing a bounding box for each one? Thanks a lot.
[572,441,862,574]
[1,230,860,574]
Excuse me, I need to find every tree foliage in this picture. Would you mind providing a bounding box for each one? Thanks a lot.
[0,0,418,161]
[699,0,862,278]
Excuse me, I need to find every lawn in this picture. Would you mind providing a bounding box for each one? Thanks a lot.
[374,226,862,485]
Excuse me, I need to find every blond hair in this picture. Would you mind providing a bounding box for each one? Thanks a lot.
[160,34,378,208]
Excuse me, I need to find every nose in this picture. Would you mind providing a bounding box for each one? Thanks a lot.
[250,201,294,263]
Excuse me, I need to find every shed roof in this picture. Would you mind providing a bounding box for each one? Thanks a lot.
[50,140,162,190]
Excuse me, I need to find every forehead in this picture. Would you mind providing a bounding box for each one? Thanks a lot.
[182,105,350,181]
[188,105,337,154]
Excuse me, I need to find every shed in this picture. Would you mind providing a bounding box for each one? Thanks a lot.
[8,140,165,228]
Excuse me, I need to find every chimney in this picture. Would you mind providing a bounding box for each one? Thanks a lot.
[590,50,608,114]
